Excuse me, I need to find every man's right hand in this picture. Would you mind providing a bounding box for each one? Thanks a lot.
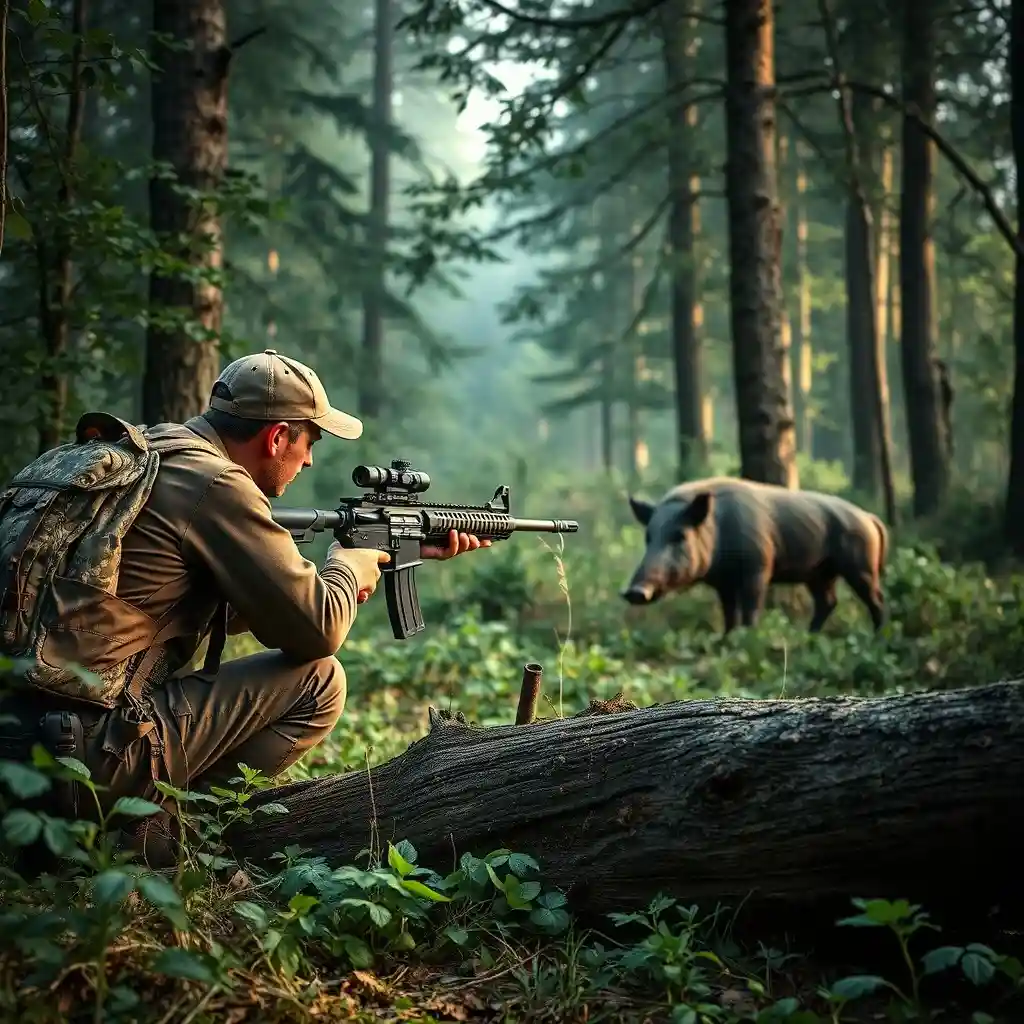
[328,543,392,604]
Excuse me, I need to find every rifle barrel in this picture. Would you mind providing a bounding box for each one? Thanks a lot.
[511,518,579,533]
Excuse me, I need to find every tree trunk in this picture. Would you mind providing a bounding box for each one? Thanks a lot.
[660,0,706,479]
[1005,0,1024,554]
[599,371,614,474]
[36,0,86,453]
[358,0,393,420]
[899,0,949,517]
[724,0,798,488]
[598,202,617,475]
[626,226,643,489]
[229,682,1024,927]
[831,29,896,523]
[875,136,893,396]
[144,0,229,425]
[793,143,813,454]
[776,133,795,466]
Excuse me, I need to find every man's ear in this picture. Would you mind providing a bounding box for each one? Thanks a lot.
[628,495,655,526]
[681,492,714,528]
[262,422,292,455]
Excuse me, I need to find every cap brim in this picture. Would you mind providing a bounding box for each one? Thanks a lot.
[314,406,364,440]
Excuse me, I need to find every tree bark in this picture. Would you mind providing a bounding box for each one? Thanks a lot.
[358,0,393,420]
[36,0,86,453]
[793,142,813,454]
[229,682,1024,928]
[875,135,893,398]
[724,0,798,488]
[1005,0,1024,554]
[144,0,229,425]
[598,205,616,475]
[660,0,706,479]
[899,0,950,517]
[821,0,896,524]
[626,209,643,488]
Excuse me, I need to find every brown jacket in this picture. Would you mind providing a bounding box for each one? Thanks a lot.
[112,416,360,678]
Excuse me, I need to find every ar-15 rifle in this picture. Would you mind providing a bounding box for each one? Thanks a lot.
[272,459,580,640]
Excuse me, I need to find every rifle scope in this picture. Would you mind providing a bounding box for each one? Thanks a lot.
[353,459,431,494]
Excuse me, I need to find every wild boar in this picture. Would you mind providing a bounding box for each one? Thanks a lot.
[621,476,888,634]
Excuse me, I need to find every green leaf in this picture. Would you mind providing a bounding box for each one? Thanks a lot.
[93,869,136,906]
[110,796,164,819]
[961,952,996,986]
[400,878,452,902]
[387,841,415,878]
[233,901,270,931]
[517,881,542,902]
[367,902,392,928]
[537,890,567,910]
[394,839,418,865]
[339,897,392,926]
[529,906,570,933]
[287,893,318,916]
[43,816,75,855]
[443,926,471,946]
[922,945,963,975]
[55,757,92,781]
[3,808,43,846]
[254,801,288,816]
[0,760,51,799]
[829,975,888,1001]
[342,934,374,969]
[484,862,506,892]
[137,873,183,911]
[507,852,539,876]
[27,0,51,27]
[151,947,217,984]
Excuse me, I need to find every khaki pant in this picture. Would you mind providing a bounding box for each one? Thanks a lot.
[82,651,346,812]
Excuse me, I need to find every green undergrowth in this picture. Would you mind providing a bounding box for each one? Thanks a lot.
[2,754,1023,1023]
[2,542,1024,1021]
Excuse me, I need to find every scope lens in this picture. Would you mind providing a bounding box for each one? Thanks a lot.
[352,465,387,488]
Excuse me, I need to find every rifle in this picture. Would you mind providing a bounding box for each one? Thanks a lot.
[272,459,580,640]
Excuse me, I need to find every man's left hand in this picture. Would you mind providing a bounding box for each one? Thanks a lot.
[421,529,493,561]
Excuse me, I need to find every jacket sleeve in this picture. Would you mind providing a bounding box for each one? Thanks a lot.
[181,465,361,659]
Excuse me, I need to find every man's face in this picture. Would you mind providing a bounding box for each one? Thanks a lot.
[256,422,322,498]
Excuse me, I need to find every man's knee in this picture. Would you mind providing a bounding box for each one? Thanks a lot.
[312,655,346,724]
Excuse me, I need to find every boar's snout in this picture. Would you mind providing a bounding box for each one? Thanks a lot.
[622,583,656,605]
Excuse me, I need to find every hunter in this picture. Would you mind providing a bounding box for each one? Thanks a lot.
[0,350,488,857]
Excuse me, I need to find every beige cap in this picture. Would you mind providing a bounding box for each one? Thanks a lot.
[210,349,363,440]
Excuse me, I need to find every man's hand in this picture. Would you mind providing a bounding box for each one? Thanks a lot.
[329,543,392,604]
[421,529,493,561]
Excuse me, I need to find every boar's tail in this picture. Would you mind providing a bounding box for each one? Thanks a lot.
[869,514,889,575]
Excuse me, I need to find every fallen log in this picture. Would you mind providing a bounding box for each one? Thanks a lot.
[227,680,1024,929]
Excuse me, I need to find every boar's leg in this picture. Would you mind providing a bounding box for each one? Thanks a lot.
[807,577,839,632]
[737,572,769,627]
[841,570,887,631]
[717,588,740,633]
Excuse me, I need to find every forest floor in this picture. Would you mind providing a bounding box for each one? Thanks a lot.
[4,543,1024,1022]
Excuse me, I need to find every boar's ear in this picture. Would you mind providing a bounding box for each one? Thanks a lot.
[628,495,655,526]
[681,491,713,528]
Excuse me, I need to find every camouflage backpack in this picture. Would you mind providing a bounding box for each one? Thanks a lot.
[0,411,217,711]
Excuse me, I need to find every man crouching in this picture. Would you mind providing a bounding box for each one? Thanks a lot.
[0,349,489,864]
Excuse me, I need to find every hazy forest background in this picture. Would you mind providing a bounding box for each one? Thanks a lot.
[2,0,1024,1020]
